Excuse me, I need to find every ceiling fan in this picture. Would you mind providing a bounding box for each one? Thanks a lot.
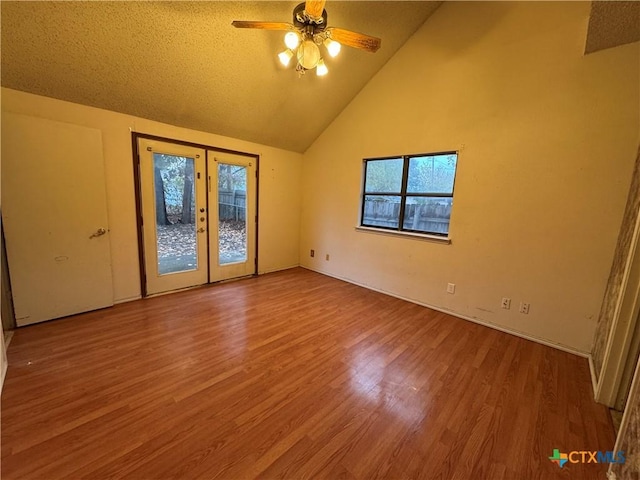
[232,0,382,77]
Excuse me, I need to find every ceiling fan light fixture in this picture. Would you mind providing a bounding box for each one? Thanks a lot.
[284,31,300,50]
[232,0,382,78]
[278,49,294,67]
[316,59,328,76]
[324,38,341,57]
[297,39,321,69]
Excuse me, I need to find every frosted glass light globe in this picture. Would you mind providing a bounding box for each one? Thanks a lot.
[278,49,294,66]
[284,32,300,49]
[297,40,321,69]
[316,59,328,76]
[325,39,341,58]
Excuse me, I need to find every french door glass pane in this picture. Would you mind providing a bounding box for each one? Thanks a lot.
[218,163,247,265]
[153,153,197,275]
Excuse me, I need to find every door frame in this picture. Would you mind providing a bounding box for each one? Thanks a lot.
[132,133,259,297]
[595,203,640,407]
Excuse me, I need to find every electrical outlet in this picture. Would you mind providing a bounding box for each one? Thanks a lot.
[447,283,456,294]
[501,297,511,309]
[310,249,315,257]
[325,254,330,261]
[519,302,530,314]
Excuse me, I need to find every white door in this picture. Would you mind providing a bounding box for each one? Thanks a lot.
[1,113,113,326]
[209,152,257,282]
[138,139,208,296]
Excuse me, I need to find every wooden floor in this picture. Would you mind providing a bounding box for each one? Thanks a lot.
[2,268,615,479]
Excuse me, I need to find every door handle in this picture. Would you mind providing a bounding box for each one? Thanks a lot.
[89,228,107,239]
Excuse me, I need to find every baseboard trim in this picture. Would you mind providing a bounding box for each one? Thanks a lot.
[588,354,599,397]
[114,295,142,305]
[258,264,301,275]
[4,330,14,349]
[1,359,6,393]
[1,334,7,393]
[301,266,589,358]
[114,266,300,304]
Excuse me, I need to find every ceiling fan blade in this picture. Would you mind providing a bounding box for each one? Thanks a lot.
[231,21,293,31]
[328,27,381,53]
[305,0,326,18]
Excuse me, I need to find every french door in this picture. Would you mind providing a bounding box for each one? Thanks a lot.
[138,138,256,296]
[209,152,257,283]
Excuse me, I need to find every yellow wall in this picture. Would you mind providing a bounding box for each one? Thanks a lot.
[2,2,639,355]
[300,1,640,353]
[1,88,303,303]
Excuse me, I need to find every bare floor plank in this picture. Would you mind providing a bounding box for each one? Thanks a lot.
[2,268,614,479]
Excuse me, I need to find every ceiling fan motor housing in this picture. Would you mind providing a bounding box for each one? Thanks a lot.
[293,2,327,31]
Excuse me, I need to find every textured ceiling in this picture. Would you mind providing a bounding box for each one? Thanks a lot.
[585,1,640,54]
[0,1,441,153]
[2,2,636,152]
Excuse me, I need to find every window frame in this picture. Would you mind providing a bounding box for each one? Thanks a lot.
[359,150,458,239]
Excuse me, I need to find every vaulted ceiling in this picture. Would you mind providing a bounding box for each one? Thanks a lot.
[0,1,441,152]
[586,0,640,54]
[1,1,638,153]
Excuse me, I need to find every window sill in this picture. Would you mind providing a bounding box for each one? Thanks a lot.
[355,226,451,244]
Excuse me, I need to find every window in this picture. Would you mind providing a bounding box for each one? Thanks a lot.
[360,151,458,237]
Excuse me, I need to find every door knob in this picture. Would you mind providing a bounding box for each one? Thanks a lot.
[89,228,107,239]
